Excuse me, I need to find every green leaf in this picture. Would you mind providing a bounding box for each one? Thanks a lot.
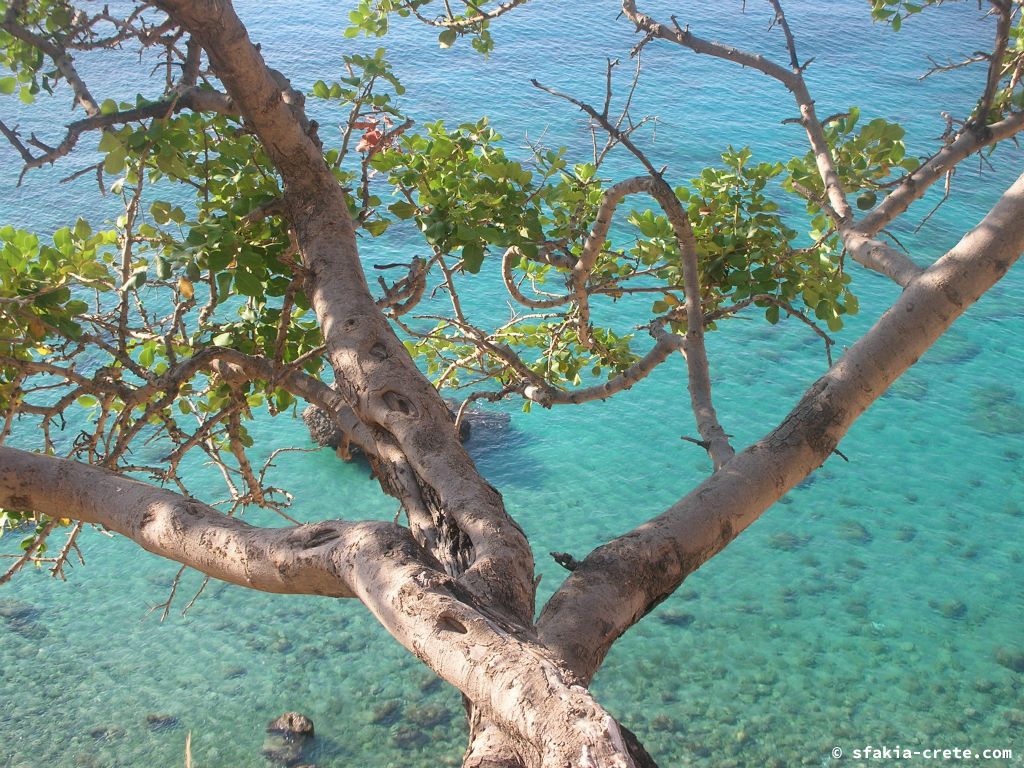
[388,201,418,219]
[233,268,263,297]
[150,201,171,225]
[120,269,147,292]
[439,29,457,48]
[462,242,485,273]
[103,144,127,175]
[155,256,171,280]
[97,129,121,152]
[0,77,16,95]
[364,219,389,236]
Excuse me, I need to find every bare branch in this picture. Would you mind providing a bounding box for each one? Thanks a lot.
[0,516,59,586]
[971,0,1014,131]
[406,0,528,29]
[523,328,684,406]
[766,0,801,73]
[620,0,926,286]
[2,86,237,178]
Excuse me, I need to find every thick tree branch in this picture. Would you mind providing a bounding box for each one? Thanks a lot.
[573,177,656,347]
[0,444,639,767]
[154,0,535,622]
[501,168,733,464]
[647,178,735,469]
[539,170,1024,682]
[522,328,684,406]
[0,446,359,596]
[501,244,575,310]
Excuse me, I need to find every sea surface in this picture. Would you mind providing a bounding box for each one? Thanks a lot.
[1,2,1023,767]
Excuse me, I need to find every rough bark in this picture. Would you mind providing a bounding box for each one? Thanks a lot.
[0,446,359,597]
[0,444,639,767]
[137,3,641,765]
[152,0,535,622]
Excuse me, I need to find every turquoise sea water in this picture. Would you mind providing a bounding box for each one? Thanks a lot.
[1,1,1023,766]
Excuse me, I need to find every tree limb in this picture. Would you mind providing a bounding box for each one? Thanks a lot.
[0,445,639,767]
[0,446,359,596]
[854,110,1024,237]
[154,0,536,623]
[522,328,685,406]
[539,169,1024,682]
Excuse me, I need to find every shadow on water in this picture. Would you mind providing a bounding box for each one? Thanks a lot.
[461,407,548,491]
[299,401,549,495]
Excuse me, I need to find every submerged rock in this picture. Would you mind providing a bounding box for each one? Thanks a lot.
[837,520,872,545]
[969,384,1024,435]
[649,714,677,732]
[391,725,428,750]
[886,375,929,401]
[145,714,180,732]
[405,703,452,729]
[88,725,126,741]
[267,712,314,737]
[768,531,809,552]
[938,599,968,620]
[994,647,1024,674]
[263,712,315,767]
[895,526,917,543]
[369,700,402,726]
[0,599,38,622]
[656,610,696,628]
[924,333,982,365]
[0,599,46,639]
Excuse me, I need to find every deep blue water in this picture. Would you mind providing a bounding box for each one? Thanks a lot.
[1,2,1023,766]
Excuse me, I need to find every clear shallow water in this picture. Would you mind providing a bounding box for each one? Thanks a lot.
[1,2,1023,767]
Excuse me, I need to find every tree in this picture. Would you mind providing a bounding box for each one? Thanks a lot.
[1,0,1022,765]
